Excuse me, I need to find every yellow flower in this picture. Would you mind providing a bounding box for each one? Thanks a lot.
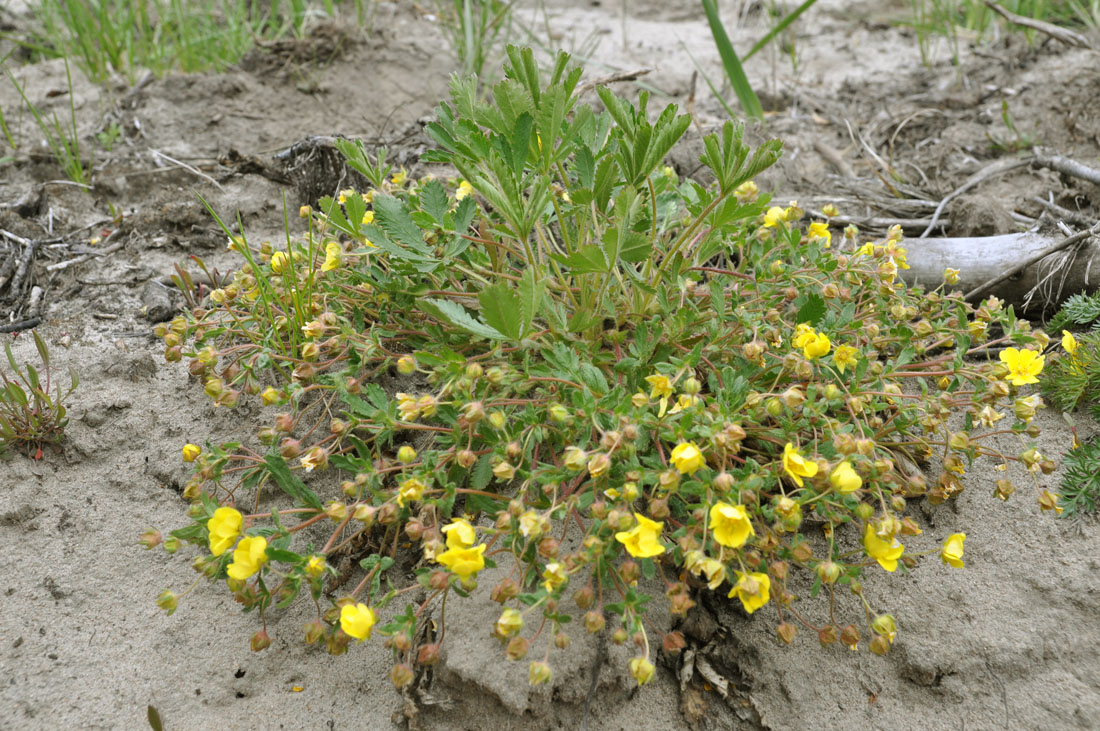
[977,405,1004,428]
[944,268,960,285]
[417,394,438,417]
[708,502,754,548]
[391,168,407,187]
[629,656,656,686]
[645,373,674,416]
[941,533,965,568]
[396,392,420,421]
[208,507,242,556]
[455,180,474,200]
[227,535,268,580]
[321,241,343,272]
[299,204,311,218]
[999,347,1044,386]
[807,221,831,247]
[362,210,374,225]
[734,180,758,201]
[614,513,666,558]
[668,393,701,414]
[495,608,523,638]
[822,203,839,217]
[542,561,567,592]
[441,518,476,549]
[763,206,786,228]
[493,461,516,481]
[797,328,830,360]
[829,461,862,493]
[699,558,727,590]
[1062,330,1078,356]
[261,387,280,406]
[879,257,899,284]
[436,543,486,581]
[182,443,201,462]
[670,442,705,475]
[728,571,771,614]
[398,477,427,506]
[872,614,897,644]
[855,242,875,256]
[270,251,289,273]
[340,602,377,641]
[305,555,326,577]
[300,446,328,472]
[337,189,356,204]
[832,345,859,374]
[781,443,818,487]
[518,510,547,538]
[863,524,904,572]
[792,323,816,348]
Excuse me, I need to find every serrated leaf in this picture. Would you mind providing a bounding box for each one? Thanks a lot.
[416,179,446,224]
[372,194,432,254]
[551,245,609,273]
[795,293,826,326]
[471,454,493,491]
[420,298,506,340]
[518,268,544,336]
[264,454,323,511]
[344,194,367,234]
[479,282,523,340]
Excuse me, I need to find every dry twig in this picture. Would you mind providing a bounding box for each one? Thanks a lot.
[964,221,1100,301]
[983,1,1094,49]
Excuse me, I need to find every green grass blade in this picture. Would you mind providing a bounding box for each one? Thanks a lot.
[700,0,763,120]
[742,0,818,61]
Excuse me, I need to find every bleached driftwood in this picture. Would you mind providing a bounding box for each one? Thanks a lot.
[900,231,1100,312]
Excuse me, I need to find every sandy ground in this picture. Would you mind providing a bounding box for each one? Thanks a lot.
[2,1,1100,729]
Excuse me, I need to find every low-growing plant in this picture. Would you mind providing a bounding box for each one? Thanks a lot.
[153,46,1066,691]
[0,331,78,458]
[1058,435,1100,516]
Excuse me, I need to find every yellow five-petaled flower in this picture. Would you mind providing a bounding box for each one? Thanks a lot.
[227,535,268,580]
[729,571,771,614]
[708,502,754,548]
[208,506,242,556]
[1062,330,1078,356]
[436,543,486,581]
[670,442,705,475]
[999,347,1044,386]
[941,532,965,568]
[793,324,831,360]
[614,513,666,558]
[829,461,862,493]
[781,442,818,487]
[832,345,860,374]
[441,518,476,549]
[863,524,904,572]
[340,602,377,641]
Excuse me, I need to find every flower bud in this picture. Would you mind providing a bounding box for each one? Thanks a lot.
[791,542,813,562]
[840,624,860,650]
[818,625,838,647]
[397,445,417,464]
[397,355,417,374]
[416,642,441,666]
[647,496,669,520]
[584,611,606,634]
[304,619,325,644]
[612,628,629,645]
[250,630,272,652]
[486,366,505,385]
[506,636,530,660]
[573,587,595,610]
[548,403,569,423]
[138,529,163,550]
[156,590,178,615]
[554,632,572,650]
[619,560,640,584]
[279,438,301,459]
[461,401,486,424]
[490,578,520,603]
[377,502,398,525]
[663,630,687,653]
[528,661,553,686]
[777,622,797,645]
[815,561,841,584]
[538,537,560,559]
[869,634,891,656]
[587,452,611,477]
[769,560,788,581]
[391,663,415,689]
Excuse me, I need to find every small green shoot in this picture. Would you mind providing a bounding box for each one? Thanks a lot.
[0,331,79,458]
[4,58,87,185]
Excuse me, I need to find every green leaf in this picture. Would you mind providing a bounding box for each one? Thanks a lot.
[701,0,764,120]
[479,282,523,340]
[551,245,609,273]
[372,194,432,255]
[471,454,493,491]
[466,490,508,515]
[518,268,545,336]
[148,705,163,731]
[420,298,506,340]
[795,293,826,325]
[419,179,449,224]
[264,454,323,511]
